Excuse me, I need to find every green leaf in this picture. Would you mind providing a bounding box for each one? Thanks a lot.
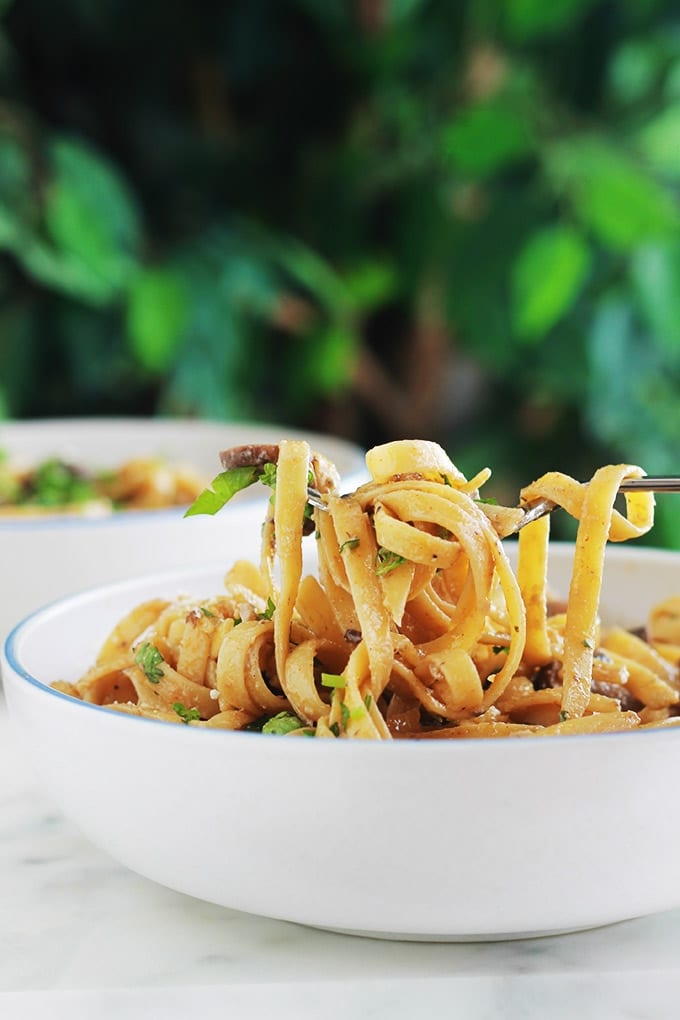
[256,596,276,621]
[260,463,277,490]
[503,0,595,41]
[269,236,350,316]
[636,105,680,178]
[321,672,346,688]
[343,259,398,314]
[134,643,165,684]
[18,240,120,303]
[220,254,279,318]
[126,267,188,372]
[262,711,304,735]
[630,242,680,354]
[173,702,201,724]
[44,137,141,301]
[441,99,533,178]
[444,190,539,370]
[586,295,680,465]
[0,135,139,306]
[607,39,661,106]
[184,466,260,517]
[547,139,677,251]
[512,225,591,341]
[50,138,140,250]
[162,295,250,420]
[375,547,407,576]
[297,322,359,397]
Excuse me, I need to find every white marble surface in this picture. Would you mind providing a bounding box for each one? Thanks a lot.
[3,695,680,1020]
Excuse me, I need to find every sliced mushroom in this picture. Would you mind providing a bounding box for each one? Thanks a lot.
[219,443,340,495]
[219,444,281,471]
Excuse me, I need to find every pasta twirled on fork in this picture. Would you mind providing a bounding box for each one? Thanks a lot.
[55,439,680,738]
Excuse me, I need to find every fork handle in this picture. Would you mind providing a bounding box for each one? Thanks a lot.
[618,477,680,493]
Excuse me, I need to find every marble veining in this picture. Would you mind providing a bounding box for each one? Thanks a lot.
[2,695,680,1019]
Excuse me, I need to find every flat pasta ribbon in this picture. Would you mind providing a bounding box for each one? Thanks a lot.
[58,440,673,739]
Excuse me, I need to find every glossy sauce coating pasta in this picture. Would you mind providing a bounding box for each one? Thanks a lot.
[55,439,680,738]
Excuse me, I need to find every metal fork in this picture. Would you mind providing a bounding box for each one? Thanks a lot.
[306,476,680,534]
[516,476,680,531]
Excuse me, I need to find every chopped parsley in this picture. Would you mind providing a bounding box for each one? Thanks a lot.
[364,693,373,710]
[199,606,216,618]
[475,496,499,506]
[375,547,407,576]
[134,642,164,684]
[262,711,304,735]
[321,672,346,689]
[260,462,278,490]
[0,457,97,509]
[340,701,351,730]
[339,537,360,553]
[329,722,341,737]
[559,710,569,722]
[492,645,508,655]
[256,596,276,621]
[31,459,96,507]
[173,702,201,724]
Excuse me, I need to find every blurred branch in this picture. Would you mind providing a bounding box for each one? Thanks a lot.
[351,282,450,436]
[354,0,386,34]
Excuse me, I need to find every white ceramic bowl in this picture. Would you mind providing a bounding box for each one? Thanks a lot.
[0,417,366,643]
[4,542,680,941]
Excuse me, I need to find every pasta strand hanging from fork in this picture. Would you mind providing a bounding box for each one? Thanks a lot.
[56,438,671,738]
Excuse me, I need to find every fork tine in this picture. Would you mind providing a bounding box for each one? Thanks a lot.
[306,487,328,510]
[306,476,680,534]
[514,498,556,531]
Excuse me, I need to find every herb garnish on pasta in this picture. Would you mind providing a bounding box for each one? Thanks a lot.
[55,439,680,739]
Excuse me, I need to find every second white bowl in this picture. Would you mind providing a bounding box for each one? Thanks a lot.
[0,417,366,643]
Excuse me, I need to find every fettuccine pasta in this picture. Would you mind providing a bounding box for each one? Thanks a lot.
[55,439,680,739]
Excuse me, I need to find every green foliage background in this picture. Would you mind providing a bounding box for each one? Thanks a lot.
[2,0,680,542]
